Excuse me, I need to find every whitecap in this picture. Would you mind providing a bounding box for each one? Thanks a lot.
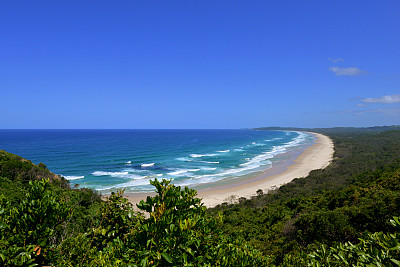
[96,179,151,191]
[167,169,200,176]
[168,170,187,176]
[92,171,146,180]
[92,171,129,176]
[139,173,163,179]
[281,131,308,148]
[201,158,273,179]
[190,153,216,158]
[122,168,147,173]
[64,175,84,180]
[217,150,230,153]
[141,163,155,167]
[231,132,309,174]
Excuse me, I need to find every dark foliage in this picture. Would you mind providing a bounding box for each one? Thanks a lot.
[0,150,69,188]
[209,129,400,264]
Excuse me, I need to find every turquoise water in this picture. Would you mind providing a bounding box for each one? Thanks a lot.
[0,129,314,192]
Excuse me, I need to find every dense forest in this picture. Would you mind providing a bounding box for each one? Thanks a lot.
[210,127,400,265]
[1,127,400,266]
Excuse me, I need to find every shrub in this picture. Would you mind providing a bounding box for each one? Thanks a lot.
[0,179,70,266]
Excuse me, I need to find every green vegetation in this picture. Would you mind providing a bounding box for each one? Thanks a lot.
[0,150,266,266]
[1,128,400,265]
[307,217,400,266]
[209,128,400,265]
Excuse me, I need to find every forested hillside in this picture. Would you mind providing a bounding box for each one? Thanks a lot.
[1,128,400,266]
[209,129,400,265]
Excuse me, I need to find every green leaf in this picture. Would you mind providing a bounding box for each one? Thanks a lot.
[186,247,194,256]
[183,253,188,263]
[391,259,400,266]
[101,229,107,236]
[161,252,173,263]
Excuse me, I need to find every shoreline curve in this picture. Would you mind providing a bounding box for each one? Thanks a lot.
[124,132,334,208]
[197,132,334,207]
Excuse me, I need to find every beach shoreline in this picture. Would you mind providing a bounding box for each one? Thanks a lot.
[124,132,334,208]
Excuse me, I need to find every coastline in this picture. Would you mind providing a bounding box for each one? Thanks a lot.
[124,132,334,208]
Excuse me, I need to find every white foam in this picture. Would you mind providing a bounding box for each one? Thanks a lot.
[190,153,216,158]
[195,157,270,181]
[92,171,145,180]
[140,173,163,179]
[237,132,309,172]
[141,163,155,167]
[187,133,311,184]
[122,168,147,173]
[281,131,307,148]
[167,169,200,176]
[97,178,151,191]
[64,175,84,180]
[167,170,187,176]
[200,167,217,171]
[96,131,312,191]
[93,171,129,176]
[125,161,132,164]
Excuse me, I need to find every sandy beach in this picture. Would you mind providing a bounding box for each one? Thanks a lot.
[197,132,334,207]
[125,132,334,208]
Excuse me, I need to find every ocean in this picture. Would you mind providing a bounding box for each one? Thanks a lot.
[0,129,315,193]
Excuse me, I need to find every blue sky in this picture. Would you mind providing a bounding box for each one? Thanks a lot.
[1,1,399,129]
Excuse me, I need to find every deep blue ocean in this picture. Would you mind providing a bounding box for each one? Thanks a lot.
[0,130,314,192]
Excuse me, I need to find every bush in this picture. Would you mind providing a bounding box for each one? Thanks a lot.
[0,179,70,266]
[307,217,400,266]
[8,179,269,266]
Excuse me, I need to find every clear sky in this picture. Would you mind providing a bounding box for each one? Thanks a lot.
[1,1,399,129]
